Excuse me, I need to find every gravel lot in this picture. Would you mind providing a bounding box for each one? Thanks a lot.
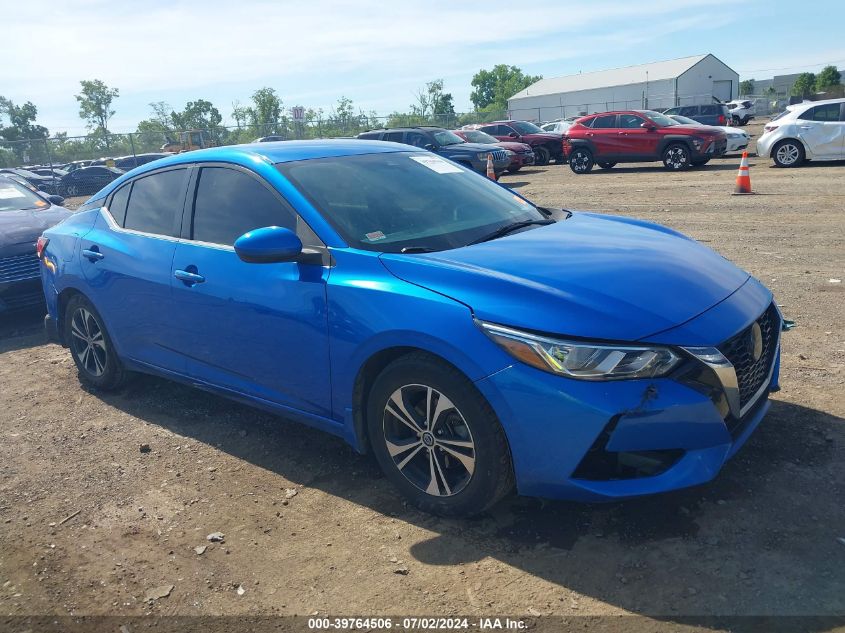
[1,123,843,629]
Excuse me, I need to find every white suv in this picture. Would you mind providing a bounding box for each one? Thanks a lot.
[726,99,756,125]
[756,98,845,167]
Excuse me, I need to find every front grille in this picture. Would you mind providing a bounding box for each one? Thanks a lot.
[490,150,508,162]
[0,290,44,312]
[0,253,40,283]
[719,303,779,410]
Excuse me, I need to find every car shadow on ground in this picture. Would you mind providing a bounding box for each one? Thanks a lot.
[86,370,845,625]
[587,163,741,175]
[0,307,47,353]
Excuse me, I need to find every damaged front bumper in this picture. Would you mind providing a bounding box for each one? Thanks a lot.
[474,283,783,502]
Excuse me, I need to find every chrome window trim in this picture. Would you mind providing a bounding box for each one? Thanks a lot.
[99,206,181,243]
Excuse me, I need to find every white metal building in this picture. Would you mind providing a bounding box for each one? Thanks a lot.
[508,54,739,122]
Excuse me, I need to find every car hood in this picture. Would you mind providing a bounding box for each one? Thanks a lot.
[0,207,72,252]
[664,125,725,137]
[521,132,562,142]
[380,212,751,342]
[445,142,507,153]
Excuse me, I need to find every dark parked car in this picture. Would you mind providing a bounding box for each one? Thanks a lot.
[452,129,534,173]
[0,176,71,313]
[474,121,564,166]
[114,153,172,171]
[662,103,729,126]
[563,110,728,173]
[357,127,511,175]
[0,168,60,195]
[59,166,124,197]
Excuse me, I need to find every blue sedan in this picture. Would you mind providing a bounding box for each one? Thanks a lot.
[38,140,782,516]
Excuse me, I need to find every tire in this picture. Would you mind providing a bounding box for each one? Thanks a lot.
[66,184,79,197]
[367,353,514,517]
[731,116,741,126]
[662,143,691,170]
[742,117,750,126]
[597,161,616,169]
[533,146,550,166]
[568,148,594,174]
[771,139,805,168]
[64,294,128,391]
[691,158,710,166]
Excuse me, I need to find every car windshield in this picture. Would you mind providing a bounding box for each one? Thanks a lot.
[432,130,465,146]
[511,121,544,134]
[671,115,701,126]
[462,130,499,144]
[641,111,678,127]
[278,152,546,253]
[0,179,49,212]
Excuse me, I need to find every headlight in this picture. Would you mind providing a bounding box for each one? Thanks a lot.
[477,152,495,161]
[479,321,681,380]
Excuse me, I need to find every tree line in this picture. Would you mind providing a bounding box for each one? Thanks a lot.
[0,65,538,166]
[739,65,842,98]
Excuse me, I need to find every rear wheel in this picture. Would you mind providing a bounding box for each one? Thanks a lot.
[597,161,616,169]
[64,294,127,391]
[568,148,594,174]
[731,115,741,126]
[533,146,550,166]
[662,143,691,170]
[367,353,514,517]
[65,183,80,197]
[772,139,804,168]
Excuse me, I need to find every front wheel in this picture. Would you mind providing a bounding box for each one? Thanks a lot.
[367,353,514,517]
[533,146,550,166]
[731,116,741,126]
[662,143,691,170]
[597,161,616,169]
[65,183,79,197]
[568,148,594,174]
[64,294,128,390]
[772,139,805,168]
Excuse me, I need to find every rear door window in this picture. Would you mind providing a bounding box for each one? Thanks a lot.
[801,104,841,122]
[406,132,429,147]
[679,106,697,117]
[591,115,618,129]
[190,166,296,246]
[384,131,405,143]
[700,105,720,115]
[123,168,187,237]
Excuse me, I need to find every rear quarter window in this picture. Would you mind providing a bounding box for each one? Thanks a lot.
[106,183,131,226]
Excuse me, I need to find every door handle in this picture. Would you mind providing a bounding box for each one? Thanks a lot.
[174,269,206,285]
[617,132,627,135]
[586,132,594,137]
[799,125,812,130]
[81,248,104,262]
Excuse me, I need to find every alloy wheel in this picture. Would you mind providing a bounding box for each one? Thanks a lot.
[382,384,475,497]
[664,146,688,169]
[570,150,592,173]
[775,143,800,166]
[70,307,107,377]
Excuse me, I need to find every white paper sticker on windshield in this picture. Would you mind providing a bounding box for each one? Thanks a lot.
[0,187,27,199]
[410,155,464,174]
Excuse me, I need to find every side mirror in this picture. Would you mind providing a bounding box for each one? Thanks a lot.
[423,143,436,151]
[234,226,303,264]
[48,194,65,206]
[641,122,657,131]
[507,132,519,139]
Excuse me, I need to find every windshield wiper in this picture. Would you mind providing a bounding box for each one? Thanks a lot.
[468,219,555,246]
[400,246,438,253]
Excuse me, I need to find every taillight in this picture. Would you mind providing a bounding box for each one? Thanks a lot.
[718,115,726,125]
[36,236,49,259]
[764,125,778,134]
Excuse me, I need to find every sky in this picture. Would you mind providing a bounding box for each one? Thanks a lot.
[3,0,845,136]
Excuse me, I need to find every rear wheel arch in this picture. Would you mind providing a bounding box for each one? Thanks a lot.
[56,287,86,346]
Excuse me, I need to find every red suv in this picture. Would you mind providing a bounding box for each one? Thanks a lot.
[474,121,563,166]
[563,110,728,173]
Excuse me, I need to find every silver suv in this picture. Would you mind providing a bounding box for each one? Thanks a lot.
[756,99,845,167]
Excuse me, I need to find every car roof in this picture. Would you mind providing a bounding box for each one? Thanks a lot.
[90,139,423,200]
[787,97,845,109]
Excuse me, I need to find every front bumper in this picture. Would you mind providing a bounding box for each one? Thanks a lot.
[509,152,535,169]
[755,133,775,159]
[726,137,749,152]
[474,290,781,502]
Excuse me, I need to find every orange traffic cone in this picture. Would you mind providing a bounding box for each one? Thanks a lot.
[732,151,753,194]
[486,153,496,180]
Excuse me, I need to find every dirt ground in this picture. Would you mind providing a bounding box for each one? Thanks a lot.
[1,122,843,629]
